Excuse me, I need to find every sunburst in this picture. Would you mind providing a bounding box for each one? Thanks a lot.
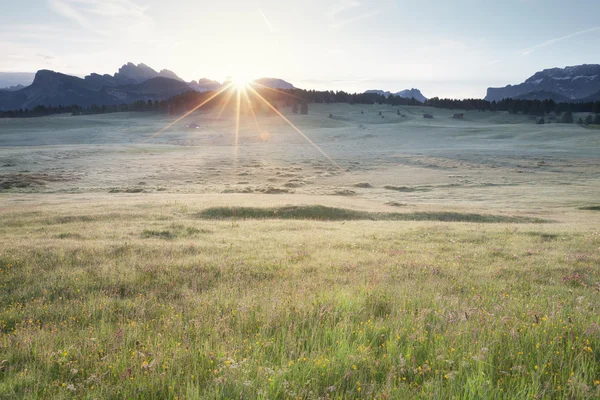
[149,75,340,170]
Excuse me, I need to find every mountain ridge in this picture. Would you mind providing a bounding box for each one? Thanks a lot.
[0,63,299,111]
[0,72,36,90]
[486,64,600,101]
[364,88,427,102]
[0,69,193,110]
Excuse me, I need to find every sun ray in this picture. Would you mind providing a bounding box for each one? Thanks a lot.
[250,81,305,101]
[242,89,263,134]
[147,83,233,141]
[233,87,242,174]
[215,88,236,120]
[247,86,341,169]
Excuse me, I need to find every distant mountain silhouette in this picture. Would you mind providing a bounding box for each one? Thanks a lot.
[2,70,114,109]
[364,88,427,102]
[486,64,600,101]
[158,69,184,82]
[514,90,572,102]
[579,90,600,102]
[82,73,119,90]
[113,62,184,84]
[253,78,295,90]
[0,72,35,90]
[0,63,303,110]
[0,84,25,92]
[365,90,392,97]
[395,89,427,102]
[189,78,222,92]
[0,68,193,110]
[102,77,192,100]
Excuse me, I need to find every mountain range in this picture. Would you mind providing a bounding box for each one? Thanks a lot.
[364,88,428,103]
[4,63,600,111]
[0,63,295,111]
[485,64,600,102]
[0,72,36,90]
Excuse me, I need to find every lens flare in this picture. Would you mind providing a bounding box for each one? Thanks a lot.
[148,82,233,140]
[248,86,341,169]
[149,78,340,170]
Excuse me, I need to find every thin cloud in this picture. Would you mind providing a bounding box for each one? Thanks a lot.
[330,78,372,85]
[258,8,274,32]
[482,59,500,67]
[521,26,600,55]
[331,9,381,29]
[47,0,153,38]
[48,0,90,28]
[329,0,360,16]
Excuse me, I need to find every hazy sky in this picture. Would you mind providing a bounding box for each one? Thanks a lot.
[1,0,600,98]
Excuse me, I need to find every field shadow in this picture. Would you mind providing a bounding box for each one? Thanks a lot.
[194,205,550,223]
[141,224,212,239]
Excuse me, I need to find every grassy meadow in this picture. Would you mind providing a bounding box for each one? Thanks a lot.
[0,201,599,399]
[1,104,600,398]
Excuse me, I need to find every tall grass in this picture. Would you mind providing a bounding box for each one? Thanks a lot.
[0,205,598,399]
[196,205,549,223]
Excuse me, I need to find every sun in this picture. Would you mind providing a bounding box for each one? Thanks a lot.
[230,76,253,90]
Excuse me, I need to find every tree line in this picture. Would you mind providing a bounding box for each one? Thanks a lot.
[426,97,600,115]
[2,86,600,122]
[0,100,169,118]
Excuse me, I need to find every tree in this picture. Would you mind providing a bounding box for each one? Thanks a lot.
[561,110,573,123]
[593,101,600,114]
[585,114,594,125]
[528,101,540,116]
[300,103,308,115]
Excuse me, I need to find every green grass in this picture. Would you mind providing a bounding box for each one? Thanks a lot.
[141,224,208,239]
[195,205,550,223]
[580,206,600,211]
[383,185,428,193]
[1,203,597,399]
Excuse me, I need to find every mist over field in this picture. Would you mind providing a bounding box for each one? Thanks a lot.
[2,101,600,398]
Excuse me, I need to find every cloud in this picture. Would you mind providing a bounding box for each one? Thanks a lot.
[329,0,360,17]
[482,59,500,67]
[0,23,102,45]
[48,0,90,27]
[47,0,153,38]
[521,26,600,55]
[258,8,274,32]
[331,9,381,29]
[328,1,381,28]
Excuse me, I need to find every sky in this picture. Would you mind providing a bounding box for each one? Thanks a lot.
[1,0,600,98]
